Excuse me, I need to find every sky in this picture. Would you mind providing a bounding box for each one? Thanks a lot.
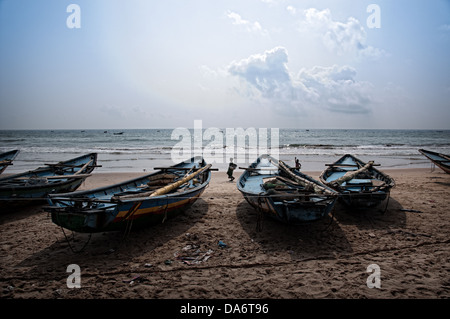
[0,0,449,130]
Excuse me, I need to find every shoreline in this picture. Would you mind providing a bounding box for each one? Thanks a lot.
[1,167,449,299]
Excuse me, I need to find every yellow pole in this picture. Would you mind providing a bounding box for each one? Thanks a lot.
[149,164,211,197]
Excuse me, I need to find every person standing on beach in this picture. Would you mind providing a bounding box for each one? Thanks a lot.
[227,158,237,181]
[295,157,301,171]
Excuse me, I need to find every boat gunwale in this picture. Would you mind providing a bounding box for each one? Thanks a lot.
[319,153,395,191]
[418,149,450,174]
[237,154,338,196]
[0,153,98,182]
[0,149,20,162]
[47,157,212,204]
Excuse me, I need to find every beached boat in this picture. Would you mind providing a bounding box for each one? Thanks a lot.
[319,154,395,209]
[0,150,20,174]
[419,149,450,174]
[0,153,98,206]
[45,157,212,233]
[237,155,338,224]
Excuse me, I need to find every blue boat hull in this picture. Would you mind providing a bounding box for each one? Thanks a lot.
[240,190,337,224]
[0,153,98,206]
[237,155,338,224]
[419,149,450,174]
[47,157,211,233]
[0,150,19,175]
[319,154,395,209]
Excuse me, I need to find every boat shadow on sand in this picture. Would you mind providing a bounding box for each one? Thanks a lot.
[235,200,353,261]
[0,203,45,224]
[16,199,209,276]
[331,196,407,231]
[236,195,407,262]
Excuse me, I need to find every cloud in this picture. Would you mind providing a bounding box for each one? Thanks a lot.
[298,65,373,113]
[228,47,291,99]
[286,6,297,15]
[226,10,268,35]
[298,8,386,59]
[228,47,373,114]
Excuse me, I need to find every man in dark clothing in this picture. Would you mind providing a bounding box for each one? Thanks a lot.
[227,158,237,181]
[295,157,301,171]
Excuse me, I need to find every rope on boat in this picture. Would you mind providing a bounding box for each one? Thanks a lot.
[162,195,169,223]
[322,208,336,232]
[382,192,391,214]
[255,192,265,232]
[121,201,143,239]
[241,191,389,200]
[122,218,134,241]
[55,211,92,253]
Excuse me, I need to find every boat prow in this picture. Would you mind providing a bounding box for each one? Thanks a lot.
[419,149,450,174]
[0,150,20,175]
[0,153,99,207]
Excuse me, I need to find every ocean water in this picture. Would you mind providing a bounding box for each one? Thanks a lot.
[0,129,449,174]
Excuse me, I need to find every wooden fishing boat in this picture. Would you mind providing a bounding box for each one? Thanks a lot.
[319,154,395,209]
[419,149,450,174]
[0,150,20,174]
[237,155,338,224]
[0,153,98,206]
[45,157,212,233]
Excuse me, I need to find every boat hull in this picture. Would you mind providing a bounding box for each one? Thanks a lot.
[319,154,394,210]
[419,149,450,174]
[0,150,20,175]
[241,190,336,224]
[0,178,87,206]
[0,153,97,207]
[47,157,211,233]
[51,187,206,233]
[237,155,338,224]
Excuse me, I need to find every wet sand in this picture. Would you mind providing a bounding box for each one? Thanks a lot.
[1,168,449,301]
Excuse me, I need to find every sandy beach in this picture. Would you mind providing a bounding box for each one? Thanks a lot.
[0,168,449,301]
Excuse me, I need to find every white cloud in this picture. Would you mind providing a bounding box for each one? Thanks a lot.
[199,65,219,78]
[298,65,373,113]
[298,8,386,59]
[286,6,296,15]
[226,10,268,35]
[228,47,291,98]
[228,47,373,115]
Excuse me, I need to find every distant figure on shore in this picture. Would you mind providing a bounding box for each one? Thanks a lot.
[227,158,237,181]
[295,157,301,171]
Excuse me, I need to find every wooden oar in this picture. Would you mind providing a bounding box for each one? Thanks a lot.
[45,163,101,168]
[15,174,91,180]
[330,161,375,187]
[325,163,380,167]
[154,166,218,171]
[276,160,335,195]
[47,174,92,179]
[111,174,180,200]
[238,167,279,171]
[149,164,212,197]
[74,160,93,175]
[112,166,212,201]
